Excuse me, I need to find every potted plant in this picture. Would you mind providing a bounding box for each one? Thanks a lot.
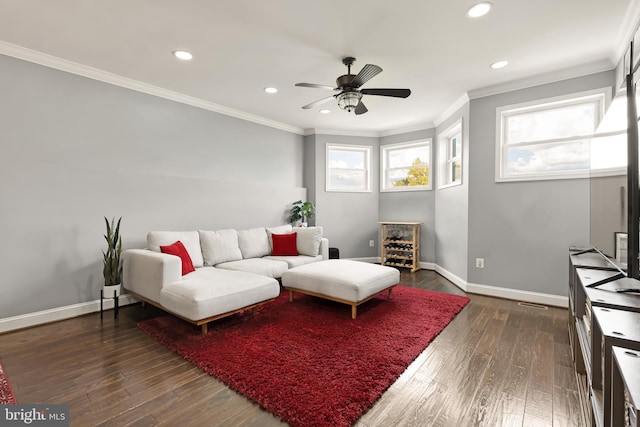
[102,216,123,297]
[290,200,315,227]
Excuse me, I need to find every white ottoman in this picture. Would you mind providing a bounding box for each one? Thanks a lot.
[281,259,400,319]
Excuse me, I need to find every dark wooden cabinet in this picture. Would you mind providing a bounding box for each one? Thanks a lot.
[569,249,640,426]
[611,346,640,427]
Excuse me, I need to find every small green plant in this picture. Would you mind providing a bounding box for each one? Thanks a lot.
[102,216,123,286]
[290,200,315,224]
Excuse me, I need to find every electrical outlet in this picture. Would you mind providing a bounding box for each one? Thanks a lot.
[369,240,375,247]
[476,258,485,268]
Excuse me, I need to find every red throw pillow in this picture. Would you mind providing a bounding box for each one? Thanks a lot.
[160,240,196,275]
[272,232,298,256]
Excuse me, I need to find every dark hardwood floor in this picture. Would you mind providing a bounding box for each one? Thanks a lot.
[0,270,583,426]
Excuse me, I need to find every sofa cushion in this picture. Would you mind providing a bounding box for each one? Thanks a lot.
[199,229,242,266]
[159,241,195,276]
[271,232,298,256]
[160,268,280,321]
[147,231,204,268]
[264,254,323,268]
[216,258,288,279]
[266,224,293,249]
[238,227,271,259]
[293,226,323,257]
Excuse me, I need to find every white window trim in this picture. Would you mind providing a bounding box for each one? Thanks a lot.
[326,143,372,193]
[438,118,463,189]
[495,88,609,183]
[380,139,432,192]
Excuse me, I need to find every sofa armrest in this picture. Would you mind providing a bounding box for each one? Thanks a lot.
[319,237,329,260]
[122,249,182,302]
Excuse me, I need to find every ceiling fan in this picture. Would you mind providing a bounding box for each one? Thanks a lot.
[295,57,411,115]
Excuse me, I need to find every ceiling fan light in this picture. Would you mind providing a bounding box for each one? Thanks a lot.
[337,91,362,112]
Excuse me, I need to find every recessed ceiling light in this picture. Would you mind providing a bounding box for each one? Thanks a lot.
[467,2,493,18]
[319,109,331,114]
[173,50,193,61]
[491,60,509,69]
[264,87,278,94]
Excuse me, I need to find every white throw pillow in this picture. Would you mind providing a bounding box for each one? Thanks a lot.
[293,226,323,257]
[266,224,293,249]
[199,229,243,265]
[147,231,204,268]
[237,227,271,259]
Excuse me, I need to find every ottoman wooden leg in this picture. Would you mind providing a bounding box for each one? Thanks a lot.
[352,304,357,319]
[388,287,394,299]
[288,290,293,302]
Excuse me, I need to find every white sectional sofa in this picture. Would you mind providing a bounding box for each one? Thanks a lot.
[123,225,328,334]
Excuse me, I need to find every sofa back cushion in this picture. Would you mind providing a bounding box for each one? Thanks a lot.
[293,226,323,257]
[266,224,293,250]
[199,229,243,265]
[147,231,204,268]
[238,227,271,259]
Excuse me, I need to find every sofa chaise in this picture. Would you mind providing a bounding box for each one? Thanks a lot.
[123,225,328,334]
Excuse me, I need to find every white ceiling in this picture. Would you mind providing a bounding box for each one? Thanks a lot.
[0,0,637,134]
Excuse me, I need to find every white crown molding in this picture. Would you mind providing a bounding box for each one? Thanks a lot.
[612,0,640,65]
[468,59,615,100]
[305,122,437,138]
[433,93,470,128]
[0,295,138,334]
[304,128,381,138]
[378,121,436,137]
[0,41,305,136]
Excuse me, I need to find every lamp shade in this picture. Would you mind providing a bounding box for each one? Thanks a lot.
[337,91,362,112]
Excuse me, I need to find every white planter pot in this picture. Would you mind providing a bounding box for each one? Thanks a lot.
[103,284,122,297]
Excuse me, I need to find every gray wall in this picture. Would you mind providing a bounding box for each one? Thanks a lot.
[467,71,614,295]
[0,54,305,318]
[435,104,470,281]
[306,134,380,259]
[590,174,627,257]
[0,50,621,321]
[379,129,436,264]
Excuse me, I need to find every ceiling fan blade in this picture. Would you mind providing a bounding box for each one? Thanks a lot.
[295,83,337,90]
[361,88,411,98]
[301,96,335,109]
[354,101,368,115]
[350,64,383,87]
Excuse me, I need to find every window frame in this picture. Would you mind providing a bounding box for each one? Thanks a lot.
[380,139,432,192]
[438,119,463,189]
[495,88,607,182]
[325,143,372,193]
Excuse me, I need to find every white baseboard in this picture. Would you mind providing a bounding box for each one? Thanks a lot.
[0,260,569,333]
[431,264,467,291]
[430,263,567,307]
[466,282,568,308]
[0,295,138,334]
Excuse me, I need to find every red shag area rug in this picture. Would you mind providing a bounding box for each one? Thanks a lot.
[138,286,469,427]
[0,360,17,404]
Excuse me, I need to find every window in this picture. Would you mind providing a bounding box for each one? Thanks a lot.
[438,119,463,188]
[381,140,432,191]
[590,93,629,175]
[326,144,371,192]
[496,89,606,181]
